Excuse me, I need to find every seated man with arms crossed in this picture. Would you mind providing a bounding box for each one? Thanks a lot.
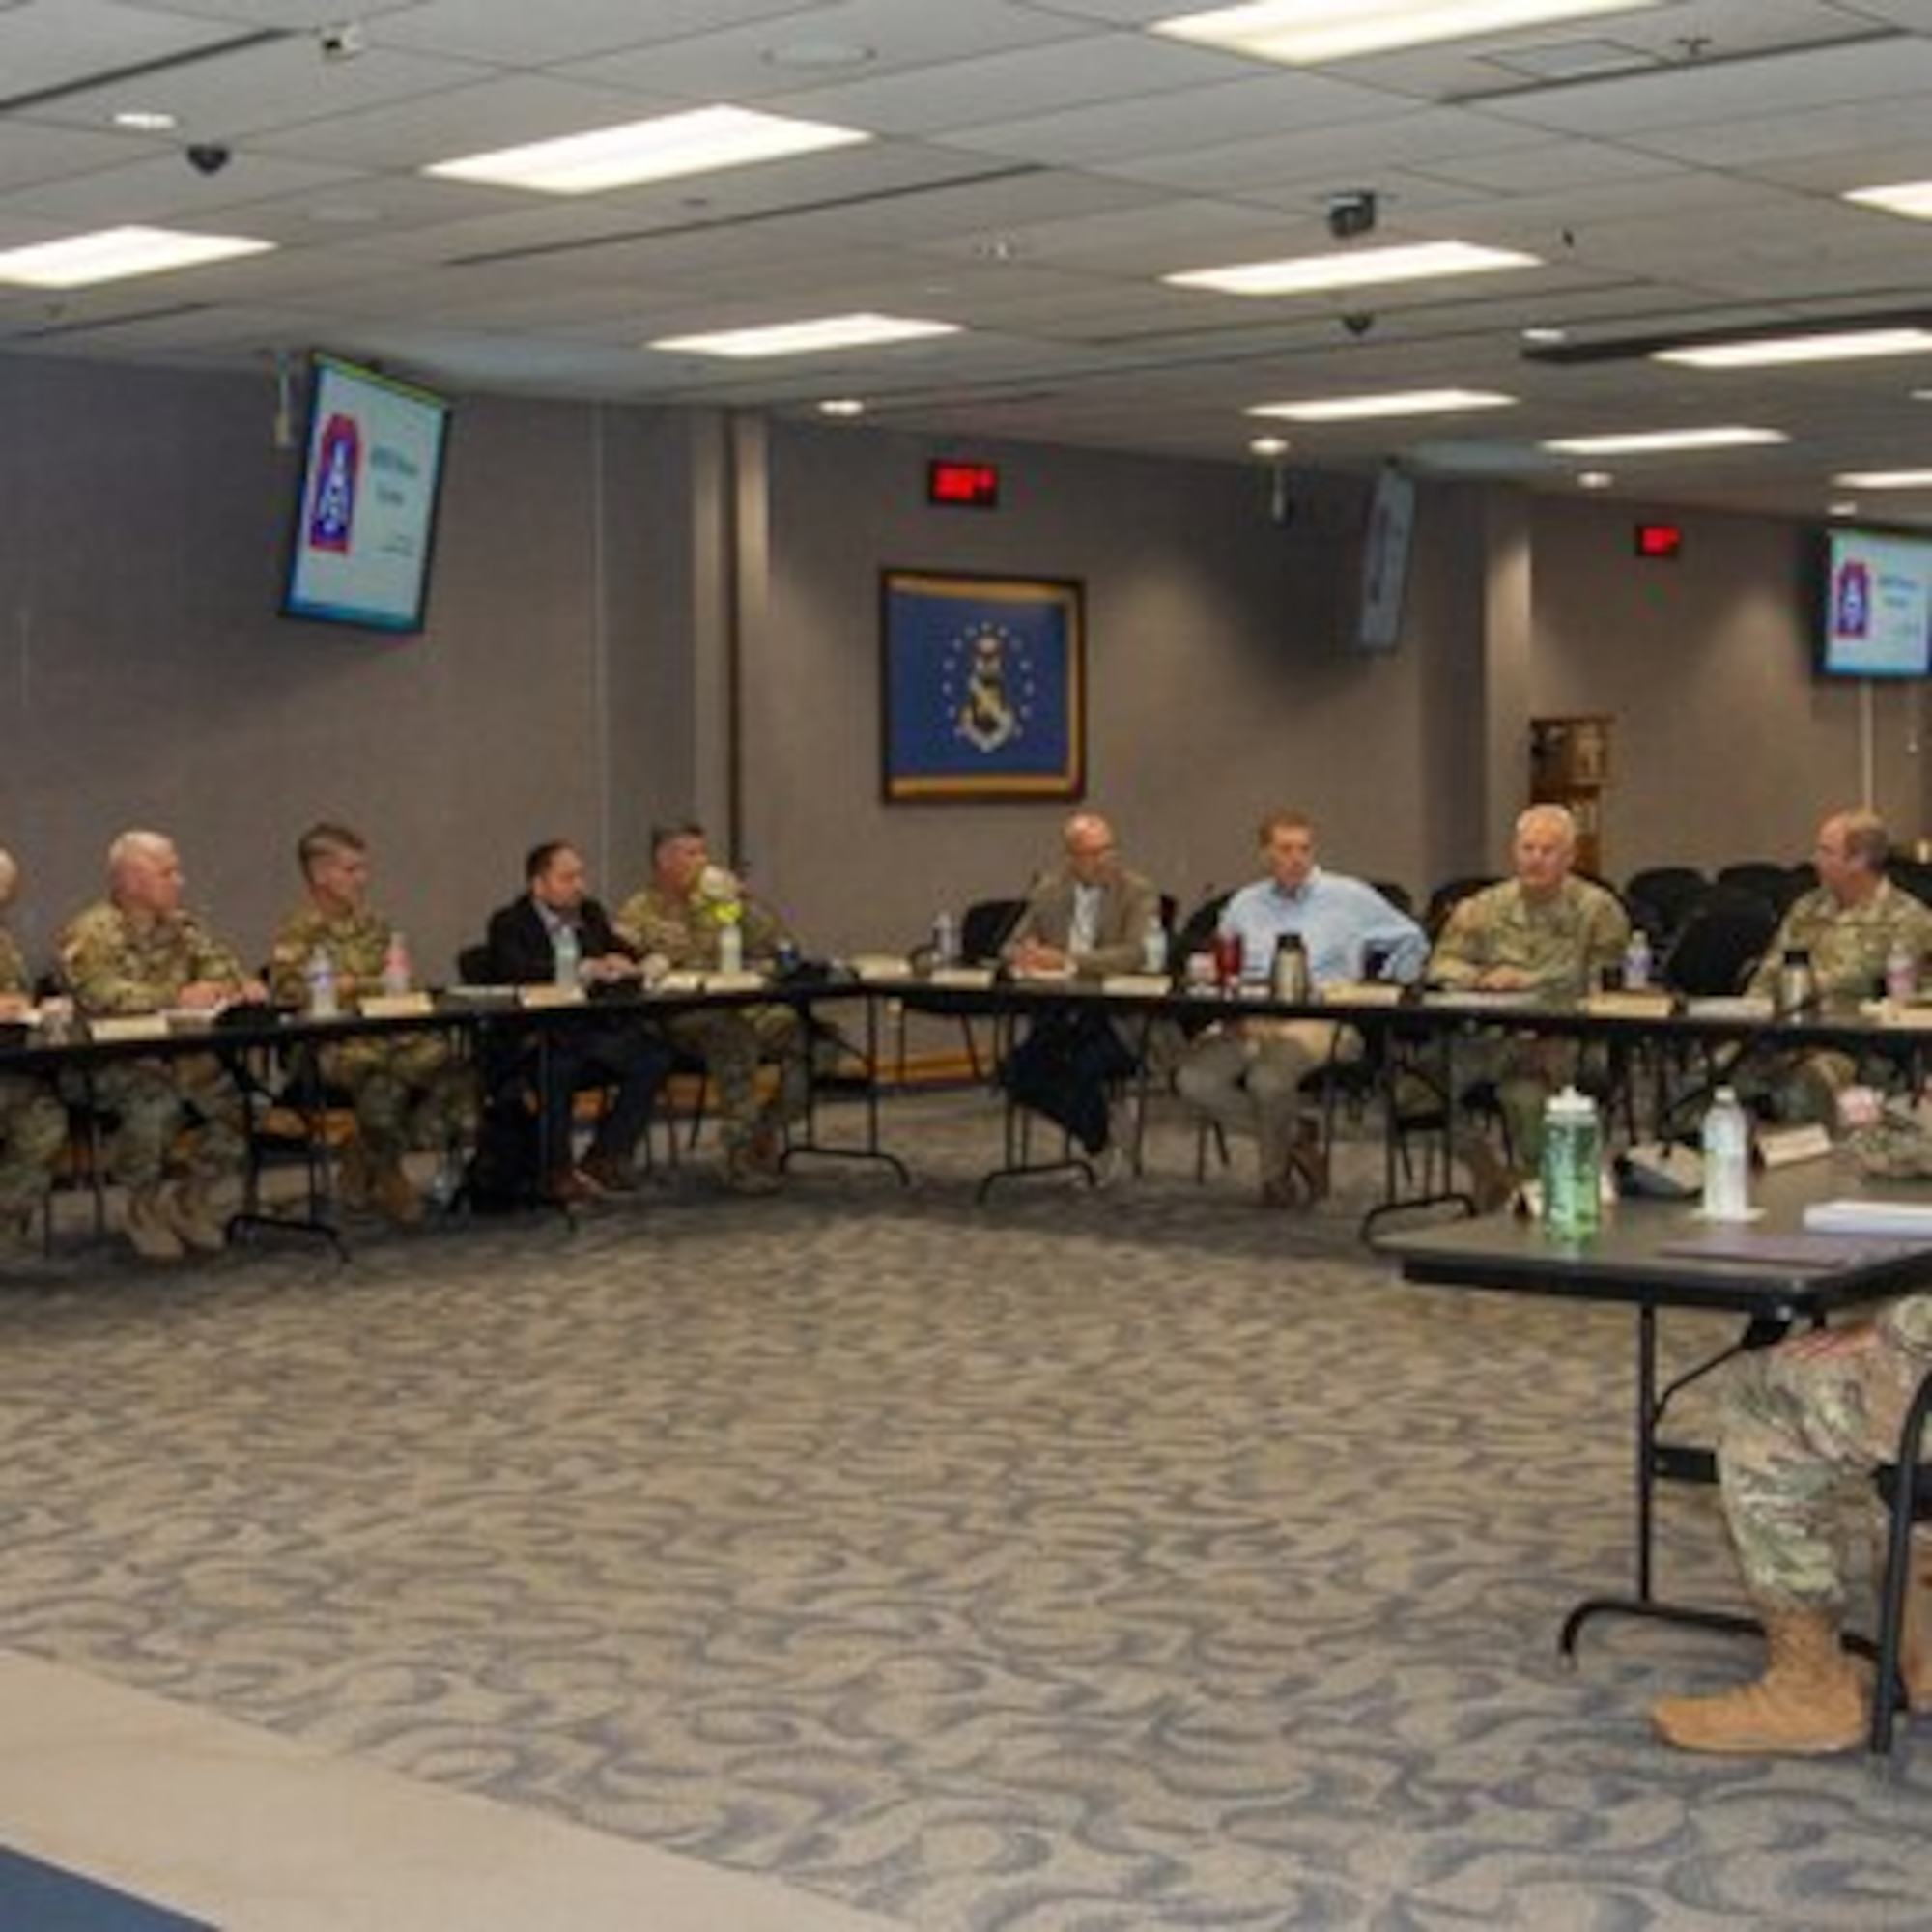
[0,847,71,1251]
[270,821,474,1224]
[616,822,808,1196]
[1426,804,1629,1208]
[1739,807,1932,1122]
[484,840,670,1204]
[1177,810,1425,1208]
[60,829,266,1262]
[999,810,1163,1168]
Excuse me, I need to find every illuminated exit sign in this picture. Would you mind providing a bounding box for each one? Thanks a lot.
[927,459,1001,509]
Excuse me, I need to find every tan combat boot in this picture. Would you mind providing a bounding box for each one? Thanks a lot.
[1651,1609,1867,1755]
[724,1135,780,1196]
[1454,1132,1517,1214]
[1891,1527,1932,1712]
[168,1180,229,1254]
[369,1157,424,1226]
[336,1141,372,1212]
[124,1187,185,1263]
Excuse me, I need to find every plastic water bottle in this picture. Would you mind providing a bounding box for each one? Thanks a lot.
[1887,939,1918,1005]
[382,930,412,997]
[932,911,959,967]
[717,923,744,976]
[553,923,581,988]
[1701,1085,1752,1221]
[1623,929,1653,992]
[1141,912,1168,976]
[306,946,338,1019]
[1541,1085,1602,1239]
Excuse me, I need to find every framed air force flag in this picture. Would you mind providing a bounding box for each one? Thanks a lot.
[881,569,1086,802]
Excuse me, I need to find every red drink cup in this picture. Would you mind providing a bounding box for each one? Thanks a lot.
[1215,931,1244,987]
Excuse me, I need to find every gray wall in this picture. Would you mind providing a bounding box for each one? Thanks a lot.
[0,351,1920,980]
[742,421,1449,950]
[0,358,693,975]
[1525,496,1923,869]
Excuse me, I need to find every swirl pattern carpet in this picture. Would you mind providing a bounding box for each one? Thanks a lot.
[1,1094,1928,1929]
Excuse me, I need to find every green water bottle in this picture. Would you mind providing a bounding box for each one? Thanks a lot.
[1541,1085,1602,1240]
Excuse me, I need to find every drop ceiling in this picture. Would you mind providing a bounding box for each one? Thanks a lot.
[3,0,1932,518]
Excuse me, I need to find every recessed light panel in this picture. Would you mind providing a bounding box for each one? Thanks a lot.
[0,225,271,287]
[1152,0,1665,67]
[1845,181,1932,222]
[1833,469,1932,490]
[1656,328,1932,370]
[1167,241,1538,297]
[427,105,869,195]
[1543,427,1787,455]
[651,313,958,358]
[1250,388,1516,422]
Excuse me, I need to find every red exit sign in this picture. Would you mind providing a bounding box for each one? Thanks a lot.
[927,459,1001,509]
[1634,521,1683,559]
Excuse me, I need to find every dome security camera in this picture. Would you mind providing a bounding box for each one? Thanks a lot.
[1342,312,1376,338]
[185,143,232,176]
[1326,191,1378,242]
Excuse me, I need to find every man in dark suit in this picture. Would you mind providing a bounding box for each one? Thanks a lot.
[999,811,1164,1166]
[482,840,670,1203]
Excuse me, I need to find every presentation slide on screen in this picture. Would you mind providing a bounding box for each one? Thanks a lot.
[284,357,449,633]
[1824,529,1932,677]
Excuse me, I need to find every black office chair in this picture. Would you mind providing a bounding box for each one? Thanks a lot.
[896,896,1027,1085]
[1625,867,1710,949]
[1889,856,1932,908]
[1424,875,1497,941]
[1368,879,1415,918]
[1716,861,1806,916]
[1662,890,1779,998]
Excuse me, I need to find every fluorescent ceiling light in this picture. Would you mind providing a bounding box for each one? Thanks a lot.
[426,105,868,195]
[1656,327,1932,370]
[1250,387,1515,422]
[1152,0,1665,66]
[1543,427,1787,455]
[651,313,958,358]
[1248,435,1291,456]
[1167,241,1538,297]
[1833,469,1932,490]
[1845,181,1932,221]
[111,109,178,131]
[0,224,271,288]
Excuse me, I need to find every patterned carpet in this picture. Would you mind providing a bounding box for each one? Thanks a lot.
[2,1093,1930,1930]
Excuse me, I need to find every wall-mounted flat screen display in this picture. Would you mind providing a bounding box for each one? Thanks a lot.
[1355,468,1415,652]
[1821,526,1932,679]
[282,354,450,634]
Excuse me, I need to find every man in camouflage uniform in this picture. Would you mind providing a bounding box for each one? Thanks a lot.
[1426,804,1630,1206]
[1738,808,1932,1123]
[615,821,808,1195]
[1650,1294,1932,1755]
[59,830,265,1262]
[269,822,473,1223]
[0,849,70,1247]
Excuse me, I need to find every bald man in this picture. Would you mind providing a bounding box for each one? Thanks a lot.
[999,812,1163,1162]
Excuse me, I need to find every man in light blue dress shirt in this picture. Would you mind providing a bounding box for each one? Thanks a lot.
[1177,810,1424,1207]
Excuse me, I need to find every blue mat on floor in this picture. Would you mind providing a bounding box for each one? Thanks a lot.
[0,1848,212,1930]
